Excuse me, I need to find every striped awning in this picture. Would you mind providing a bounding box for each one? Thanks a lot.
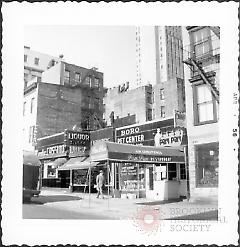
[58,157,99,170]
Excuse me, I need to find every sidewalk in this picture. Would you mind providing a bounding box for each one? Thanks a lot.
[40,188,218,220]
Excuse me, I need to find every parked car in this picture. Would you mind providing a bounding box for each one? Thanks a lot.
[23,150,41,202]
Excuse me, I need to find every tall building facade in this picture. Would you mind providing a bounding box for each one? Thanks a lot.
[183,26,220,202]
[24,46,61,88]
[135,26,184,88]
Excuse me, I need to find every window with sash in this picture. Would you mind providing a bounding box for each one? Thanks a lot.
[193,83,218,125]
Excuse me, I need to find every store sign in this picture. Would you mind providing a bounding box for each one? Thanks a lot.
[115,119,175,146]
[38,144,66,157]
[37,130,90,158]
[91,127,114,145]
[155,128,184,147]
[127,154,172,163]
[66,130,90,147]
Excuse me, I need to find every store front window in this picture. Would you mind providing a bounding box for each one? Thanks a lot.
[120,163,138,191]
[195,142,219,187]
[43,161,57,178]
[168,163,177,181]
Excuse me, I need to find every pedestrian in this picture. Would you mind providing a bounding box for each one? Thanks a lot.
[96,170,105,199]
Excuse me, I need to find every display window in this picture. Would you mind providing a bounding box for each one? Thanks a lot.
[195,142,219,187]
[180,163,186,179]
[43,161,57,178]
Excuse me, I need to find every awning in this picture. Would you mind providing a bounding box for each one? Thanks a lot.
[52,157,67,168]
[23,150,41,166]
[90,141,185,163]
[58,157,99,170]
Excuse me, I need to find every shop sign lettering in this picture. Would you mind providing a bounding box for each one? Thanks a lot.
[155,129,184,147]
[67,131,90,146]
[127,154,172,162]
[38,144,66,157]
[120,127,140,137]
[69,146,86,154]
[117,134,144,144]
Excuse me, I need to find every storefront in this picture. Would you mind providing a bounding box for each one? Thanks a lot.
[37,130,90,188]
[90,141,187,200]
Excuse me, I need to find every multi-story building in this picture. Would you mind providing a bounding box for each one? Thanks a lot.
[135,26,184,88]
[23,62,105,151]
[24,46,61,88]
[103,83,153,126]
[152,77,185,120]
[183,26,220,202]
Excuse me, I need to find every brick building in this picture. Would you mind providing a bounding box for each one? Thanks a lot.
[23,62,105,151]
[183,26,220,202]
[152,78,185,120]
[103,83,153,126]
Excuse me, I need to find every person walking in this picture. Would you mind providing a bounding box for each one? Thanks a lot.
[96,170,105,199]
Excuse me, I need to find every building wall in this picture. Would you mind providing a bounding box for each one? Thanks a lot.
[23,84,39,151]
[104,85,153,126]
[36,83,83,137]
[41,62,62,85]
[184,26,219,201]
[24,46,61,86]
[153,78,185,120]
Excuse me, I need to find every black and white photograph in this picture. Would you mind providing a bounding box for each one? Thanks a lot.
[2,2,239,246]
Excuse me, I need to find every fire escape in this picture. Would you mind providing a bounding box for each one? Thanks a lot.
[184,26,220,103]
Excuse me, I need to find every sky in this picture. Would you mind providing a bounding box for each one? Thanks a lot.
[24,25,137,89]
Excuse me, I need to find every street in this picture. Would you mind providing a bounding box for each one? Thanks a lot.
[22,194,115,219]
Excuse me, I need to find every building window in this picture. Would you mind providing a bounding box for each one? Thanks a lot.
[180,163,186,180]
[94,78,100,88]
[168,163,177,181]
[192,27,212,58]
[23,102,26,116]
[84,76,91,86]
[30,97,35,114]
[160,88,165,100]
[160,106,165,118]
[64,70,70,84]
[34,57,39,65]
[75,72,81,84]
[29,126,34,143]
[194,84,217,124]
[94,98,100,110]
[195,142,219,187]
[147,92,152,104]
[24,55,28,62]
[147,108,152,121]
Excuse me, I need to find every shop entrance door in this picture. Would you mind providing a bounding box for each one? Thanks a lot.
[145,165,154,198]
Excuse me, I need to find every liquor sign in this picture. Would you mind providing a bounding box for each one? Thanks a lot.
[115,118,175,146]
[66,130,90,147]
[37,130,90,159]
